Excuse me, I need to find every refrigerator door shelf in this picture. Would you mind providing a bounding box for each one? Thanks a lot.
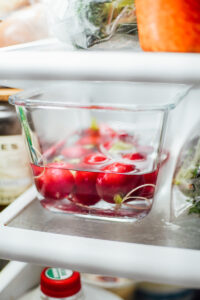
[0,186,200,288]
[0,261,43,300]
[0,261,123,300]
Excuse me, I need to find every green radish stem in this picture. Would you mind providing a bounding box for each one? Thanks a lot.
[90,117,99,131]
[114,183,156,210]
[18,107,37,164]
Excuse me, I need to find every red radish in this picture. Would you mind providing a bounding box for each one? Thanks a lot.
[31,164,43,177]
[123,152,146,161]
[102,140,112,150]
[143,169,159,184]
[82,122,116,139]
[32,162,74,200]
[118,132,136,144]
[139,169,159,199]
[61,145,93,159]
[73,171,100,206]
[77,132,111,147]
[77,135,100,146]
[83,153,108,165]
[78,123,116,147]
[99,124,116,139]
[96,162,142,204]
[77,119,100,146]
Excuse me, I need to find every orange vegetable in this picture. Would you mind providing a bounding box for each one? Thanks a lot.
[135,0,200,52]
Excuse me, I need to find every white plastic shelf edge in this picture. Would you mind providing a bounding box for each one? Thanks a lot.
[0,189,200,288]
[0,51,200,84]
[0,226,200,288]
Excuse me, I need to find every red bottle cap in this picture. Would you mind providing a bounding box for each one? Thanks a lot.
[41,268,81,298]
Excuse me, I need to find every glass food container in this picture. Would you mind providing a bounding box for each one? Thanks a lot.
[9,82,190,222]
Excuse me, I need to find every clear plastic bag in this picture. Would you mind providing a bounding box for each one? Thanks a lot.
[173,123,200,218]
[45,0,137,49]
[0,2,50,47]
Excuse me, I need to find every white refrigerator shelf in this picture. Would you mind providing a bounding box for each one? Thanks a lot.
[0,50,200,84]
[0,186,200,288]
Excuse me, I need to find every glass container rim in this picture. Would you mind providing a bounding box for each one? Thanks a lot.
[8,81,192,112]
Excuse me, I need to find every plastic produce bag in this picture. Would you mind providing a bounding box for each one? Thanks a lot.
[45,0,137,49]
[0,2,50,47]
[173,123,200,218]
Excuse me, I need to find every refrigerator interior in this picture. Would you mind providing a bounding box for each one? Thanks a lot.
[0,41,200,288]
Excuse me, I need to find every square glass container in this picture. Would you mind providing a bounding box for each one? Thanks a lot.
[9,82,190,222]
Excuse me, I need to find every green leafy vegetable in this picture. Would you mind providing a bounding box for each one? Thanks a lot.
[174,137,200,215]
[74,0,136,48]
[188,199,200,216]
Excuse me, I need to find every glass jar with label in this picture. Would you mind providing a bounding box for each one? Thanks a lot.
[0,88,32,210]
[135,282,195,300]
[40,268,84,300]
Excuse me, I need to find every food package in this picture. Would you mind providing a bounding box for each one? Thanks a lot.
[0,0,30,18]
[82,274,136,300]
[0,3,50,47]
[45,0,137,49]
[173,123,200,218]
